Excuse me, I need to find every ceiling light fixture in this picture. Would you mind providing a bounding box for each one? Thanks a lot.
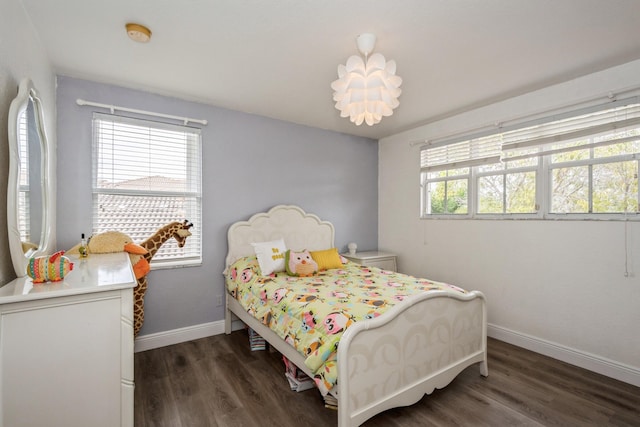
[125,23,152,43]
[331,33,402,126]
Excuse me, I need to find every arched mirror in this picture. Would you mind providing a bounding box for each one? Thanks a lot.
[7,78,51,277]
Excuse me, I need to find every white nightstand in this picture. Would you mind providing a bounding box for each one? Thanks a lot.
[342,251,397,271]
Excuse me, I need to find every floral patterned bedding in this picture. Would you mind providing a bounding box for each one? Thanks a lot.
[225,255,467,395]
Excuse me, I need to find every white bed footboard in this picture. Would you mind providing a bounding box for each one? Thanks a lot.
[227,289,487,427]
[337,290,487,427]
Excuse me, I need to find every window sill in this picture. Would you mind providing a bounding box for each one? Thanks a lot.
[150,258,202,270]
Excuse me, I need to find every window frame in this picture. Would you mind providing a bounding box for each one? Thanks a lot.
[421,168,472,218]
[546,151,640,220]
[474,161,541,219]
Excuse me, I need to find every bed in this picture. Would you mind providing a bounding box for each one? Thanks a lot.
[223,205,487,427]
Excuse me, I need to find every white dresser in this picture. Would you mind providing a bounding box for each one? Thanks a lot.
[0,252,136,427]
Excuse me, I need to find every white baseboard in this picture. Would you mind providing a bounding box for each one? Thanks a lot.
[134,319,245,352]
[135,320,640,388]
[488,323,640,388]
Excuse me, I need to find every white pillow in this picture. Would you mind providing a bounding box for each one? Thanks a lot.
[251,238,287,275]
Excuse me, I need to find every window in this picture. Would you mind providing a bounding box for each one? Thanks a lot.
[477,158,538,215]
[548,131,640,215]
[92,113,202,266]
[421,134,501,216]
[421,98,640,220]
[423,167,470,214]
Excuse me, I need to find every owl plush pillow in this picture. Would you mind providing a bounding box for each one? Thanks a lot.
[285,249,318,277]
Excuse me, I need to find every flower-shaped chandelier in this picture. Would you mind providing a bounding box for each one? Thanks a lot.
[331,33,402,126]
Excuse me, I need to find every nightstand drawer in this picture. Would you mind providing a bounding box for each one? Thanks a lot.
[342,251,397,272]
[366,258,397,271]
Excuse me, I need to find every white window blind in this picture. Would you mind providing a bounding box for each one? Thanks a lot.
[502,101,640,161]
[421,98,640,167]
[420,134,502,172]
[92,113,202,266]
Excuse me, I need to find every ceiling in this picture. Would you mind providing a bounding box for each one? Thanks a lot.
[20,0,640,140]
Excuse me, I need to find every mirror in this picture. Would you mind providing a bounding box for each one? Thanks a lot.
[7,78,51,277]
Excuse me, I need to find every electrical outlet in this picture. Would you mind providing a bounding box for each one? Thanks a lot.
[216,295,223,306]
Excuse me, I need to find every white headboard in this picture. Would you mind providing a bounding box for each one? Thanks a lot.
[225,205,335,269]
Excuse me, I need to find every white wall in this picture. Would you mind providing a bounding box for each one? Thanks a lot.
[379,60,640,386]
[0,0,56,285]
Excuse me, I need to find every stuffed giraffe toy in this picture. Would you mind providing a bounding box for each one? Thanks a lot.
[134,220,193,336]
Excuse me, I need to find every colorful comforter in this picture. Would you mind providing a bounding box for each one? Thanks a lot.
[225,256,467,395]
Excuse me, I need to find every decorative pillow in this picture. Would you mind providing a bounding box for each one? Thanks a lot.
[285,249,318,277]
[310,247,343,271]
[251,238,287,275]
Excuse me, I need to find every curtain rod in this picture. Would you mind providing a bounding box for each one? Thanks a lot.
[76,99,208,126]
[408,84,640,147]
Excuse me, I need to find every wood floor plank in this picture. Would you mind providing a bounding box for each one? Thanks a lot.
[487,340,637,426]
[467,367,575,426]
[135,376,184,427]
[191,357,245,416]
[134,332,640,427]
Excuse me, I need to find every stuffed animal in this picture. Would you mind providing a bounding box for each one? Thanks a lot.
[27,250,74,283]
[68,231,150,280]
[286,250,318,277]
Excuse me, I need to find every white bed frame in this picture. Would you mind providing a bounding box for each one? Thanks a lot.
[224,205,488,427]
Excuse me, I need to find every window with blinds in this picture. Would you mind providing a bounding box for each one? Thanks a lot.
[420,97,640,218]
[92,113,202,266]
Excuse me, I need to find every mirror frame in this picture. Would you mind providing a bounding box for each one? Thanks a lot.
[7,78,52,277]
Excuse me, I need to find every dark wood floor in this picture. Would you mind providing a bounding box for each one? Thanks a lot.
[134,331,640,426]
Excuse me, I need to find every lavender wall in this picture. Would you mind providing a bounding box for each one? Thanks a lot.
[56,76,378,335]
